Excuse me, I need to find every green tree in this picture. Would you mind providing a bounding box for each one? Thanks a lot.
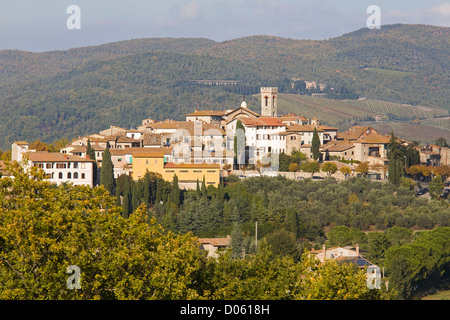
[340,166,352,178]
[302,161,320,178]
[289,162,300,178]
[100,147,115,195]
[356,162,369,177]
[230,223,245,259]
[311,128,320,161]
[322,162,337,177]
[429,175,444,200]
[234,120,246,169]
[0,161,207,300]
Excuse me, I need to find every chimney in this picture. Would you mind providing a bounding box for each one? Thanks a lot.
[322,244,326,261]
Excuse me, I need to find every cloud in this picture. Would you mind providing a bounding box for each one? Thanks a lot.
[384,2,450,26]
[179,0,202,20]
[152,0,202,29]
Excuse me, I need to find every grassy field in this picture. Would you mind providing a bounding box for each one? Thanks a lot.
[363,67,416,77]
[421,290,450,300]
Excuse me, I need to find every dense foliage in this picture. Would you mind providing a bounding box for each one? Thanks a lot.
[0,162,396,300]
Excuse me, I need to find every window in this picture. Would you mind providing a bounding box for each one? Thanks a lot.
[81,173,85,179]
[46,163,52,169]
[73,162,78,169]
[67,172,72,179]
[56,163,67,169]
[73,172,78,179]
[265,96,268,106]
[59,172,63,179]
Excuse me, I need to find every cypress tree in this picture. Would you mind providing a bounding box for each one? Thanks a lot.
[201,176,207,198]
[143,172,151,206]
[196,178,201,199]
[100,147,115,194]
[131,181,139,213]
[122,179,131,218]
[311,127,320,161]
[171,174,181,207]
[86,139,96,160]
[230,223,244,259]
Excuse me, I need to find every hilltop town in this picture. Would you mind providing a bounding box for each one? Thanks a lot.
[4,87,450,191]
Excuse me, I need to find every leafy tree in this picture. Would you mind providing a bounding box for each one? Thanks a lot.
[386,227,413,246]
[0,161,207,300]
[265,229,300,260]
[29,140,49,151]
[322,162,337,177]
[326,226,367,247]
[302,161,320,178]
[289,162,300,178]
[340,166,352,178]
[356,162,369,177]
[230,223,245,259]
[435,137,448,148]
[429,175,444,200]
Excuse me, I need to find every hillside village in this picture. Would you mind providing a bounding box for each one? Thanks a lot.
[5,87,450,190]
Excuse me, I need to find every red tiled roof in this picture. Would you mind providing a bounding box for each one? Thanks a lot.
[26,152,93,162]
[198,236,231,246]
[240,117,285,127]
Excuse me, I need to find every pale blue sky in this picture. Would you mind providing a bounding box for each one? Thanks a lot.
[0,0,449,51]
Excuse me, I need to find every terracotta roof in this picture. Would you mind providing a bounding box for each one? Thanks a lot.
[26,152,93,162]
[143,133,163,146]
[321,141,355,152]
[124,146,172,155]
[13,141,29,146]
[337,126,375,140]
[286,124,324,132]
[186,110,227,117]
[148,120,225,135]
[240,117,285,127]
[226,106,260,118]
[356,133,390,144]
[198,236,231,246]
[131,150,165,158]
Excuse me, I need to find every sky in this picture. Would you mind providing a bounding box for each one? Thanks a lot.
[0,0,449,52]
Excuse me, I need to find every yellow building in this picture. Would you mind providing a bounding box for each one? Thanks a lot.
[131,150,221,189]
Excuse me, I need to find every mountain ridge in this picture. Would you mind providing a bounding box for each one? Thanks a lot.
[0,24,448,150]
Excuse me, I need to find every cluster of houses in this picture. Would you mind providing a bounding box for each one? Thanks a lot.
[5,87,450,189]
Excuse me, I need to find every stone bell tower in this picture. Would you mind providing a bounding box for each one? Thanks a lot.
[260,87,278,117]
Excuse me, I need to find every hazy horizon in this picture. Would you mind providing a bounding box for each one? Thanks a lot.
[1,0,449,52]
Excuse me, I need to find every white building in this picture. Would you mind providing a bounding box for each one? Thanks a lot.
[227,117,287,161]
[11,141,35,162]
[25,152,95,187]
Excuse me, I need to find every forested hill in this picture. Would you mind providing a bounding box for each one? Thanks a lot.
[0,24,448,149]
